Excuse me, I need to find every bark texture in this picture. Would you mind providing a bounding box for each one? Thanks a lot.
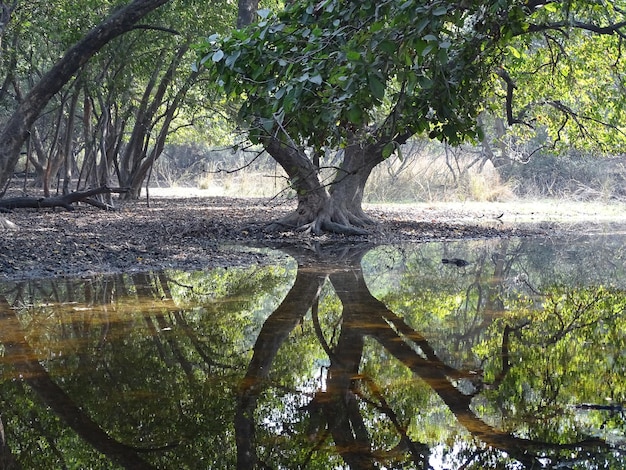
[237,0,259,28]
[0,186,128,211]
[263,137,383,235]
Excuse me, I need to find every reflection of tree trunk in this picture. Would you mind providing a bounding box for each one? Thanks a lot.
[322,303,375,469]
[133,273,196,381]
[0,298,156,470]
[0,414,20,469]
[327,256,606,465]
[235,268,326,469]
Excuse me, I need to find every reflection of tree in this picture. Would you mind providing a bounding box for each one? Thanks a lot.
[0,241,624,468]
[238,243,615,469]
[0,296,157,470]
[0,264,292,468]
[236,267,326,468]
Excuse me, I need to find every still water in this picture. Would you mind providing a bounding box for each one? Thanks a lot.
[1,234,626,469]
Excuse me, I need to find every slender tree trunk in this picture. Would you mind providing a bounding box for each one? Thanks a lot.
[62,88,80,194]
[124,69,198,199]
[118,45,192,198]
[0,0,172,190]
[42,101,66,197]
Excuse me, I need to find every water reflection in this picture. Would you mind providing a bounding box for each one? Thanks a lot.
[1,235,626,469]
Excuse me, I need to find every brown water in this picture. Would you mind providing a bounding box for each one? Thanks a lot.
[1,235,626,469]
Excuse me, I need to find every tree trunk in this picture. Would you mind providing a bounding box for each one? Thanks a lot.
[263,137,382,235]
[118,45,193,199]
[62,88,80,195]
[0,0,172,190]
[124,68,199,199]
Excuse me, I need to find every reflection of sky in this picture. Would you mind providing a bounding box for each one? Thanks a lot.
[363,234,626,299]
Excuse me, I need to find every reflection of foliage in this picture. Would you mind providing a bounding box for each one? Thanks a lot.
[360,239,626,466]
[0,263,295,469]
[2,238,626,468]
[476,286,626,444]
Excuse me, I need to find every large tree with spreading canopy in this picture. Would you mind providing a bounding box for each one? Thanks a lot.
[198,0,626,235]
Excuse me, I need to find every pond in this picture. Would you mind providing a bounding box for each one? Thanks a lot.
[1,233,626,469]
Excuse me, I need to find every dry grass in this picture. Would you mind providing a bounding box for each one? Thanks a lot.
[156,145,626,229]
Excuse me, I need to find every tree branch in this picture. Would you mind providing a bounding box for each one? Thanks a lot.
[528,20,626,38]
[496,68,535,128]
[0,186,129,211]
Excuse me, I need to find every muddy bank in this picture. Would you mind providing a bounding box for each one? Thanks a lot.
[1,196,548,281]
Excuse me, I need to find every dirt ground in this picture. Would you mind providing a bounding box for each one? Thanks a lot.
[0,193,613,281]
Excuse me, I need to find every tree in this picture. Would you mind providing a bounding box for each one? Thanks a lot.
[199,0,626,235]
[0,0,173,192]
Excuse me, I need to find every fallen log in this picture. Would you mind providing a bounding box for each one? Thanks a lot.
[0,186,129,212]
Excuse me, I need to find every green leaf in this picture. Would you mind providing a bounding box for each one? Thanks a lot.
[309,74,323,85]
[543,2,558,13]
[225,50,241,68]
[368,75,385,100]
[346,50,361,61]
[347,106,363,124]
[507,45,521,59]
[414,17,429,34]
[421,44,435,57]
[260,117,274,132]
[212,50,224,62]
[382,141,395,159]
[379,40,397,54]
[207,33,220,45]
[414,39,428,56]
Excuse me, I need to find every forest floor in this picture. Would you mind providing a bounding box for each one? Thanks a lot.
[1,192,626,281]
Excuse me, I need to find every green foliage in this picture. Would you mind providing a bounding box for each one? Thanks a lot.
[476,285,626,442]
[198,0,626,166]
[499,29,626,153]
[197,0,526,153]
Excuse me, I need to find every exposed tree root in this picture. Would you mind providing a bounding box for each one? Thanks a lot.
[0,217,18,230]
[266,209,371,236]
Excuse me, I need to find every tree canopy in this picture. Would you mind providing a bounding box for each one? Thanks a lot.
[202,0,626,153]
[195,0,626,234]
[0,0,238,197]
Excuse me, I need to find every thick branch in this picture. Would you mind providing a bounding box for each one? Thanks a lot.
[0,186,129,211]
[496,68,534,128]
[528,20,626,38]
